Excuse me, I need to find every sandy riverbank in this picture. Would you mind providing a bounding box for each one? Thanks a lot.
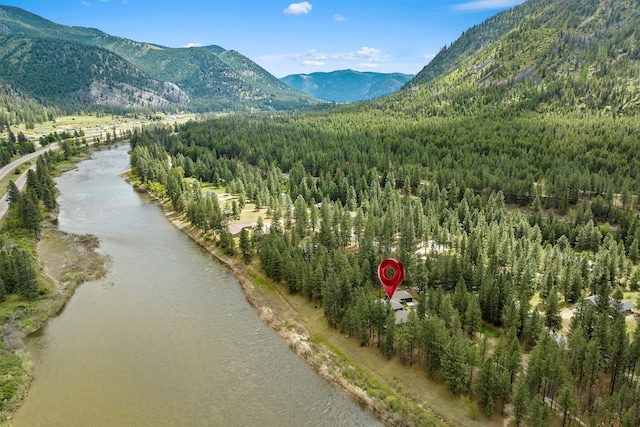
[1,226,110,424]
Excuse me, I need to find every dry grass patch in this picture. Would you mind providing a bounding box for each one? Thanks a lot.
[38,228,111,289]
[283,291,505,427]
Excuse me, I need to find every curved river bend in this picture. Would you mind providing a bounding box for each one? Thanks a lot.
[13,144,381,427]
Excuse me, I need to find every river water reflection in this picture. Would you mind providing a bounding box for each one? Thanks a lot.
[13,144,381,426]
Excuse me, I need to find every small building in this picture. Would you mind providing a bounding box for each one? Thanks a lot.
[395,310,410,324]
[621,301,636,314]
[584,295,635,314]
[392,290,413,304]
[379,299,404,312]
[377,299,409,324]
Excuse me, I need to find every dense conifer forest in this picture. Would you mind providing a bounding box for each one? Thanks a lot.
[129,105,640,425]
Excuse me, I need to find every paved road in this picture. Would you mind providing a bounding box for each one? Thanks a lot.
[0,144,58,219]
[0,113,194,220]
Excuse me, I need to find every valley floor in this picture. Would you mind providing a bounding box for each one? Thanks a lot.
[133,178,509,427]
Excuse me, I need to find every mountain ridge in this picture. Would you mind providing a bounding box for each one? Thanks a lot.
[0,5,321,113]
[281,69,413,103]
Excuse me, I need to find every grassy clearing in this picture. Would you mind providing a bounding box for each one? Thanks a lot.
[247,268,277,295]
[530,292,542,310]
[624,291,640,304]
[9,112,197,140]
[480,322,502,339]
[236,204,268,224]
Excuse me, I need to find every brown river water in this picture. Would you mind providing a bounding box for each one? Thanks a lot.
[12,144,381,427]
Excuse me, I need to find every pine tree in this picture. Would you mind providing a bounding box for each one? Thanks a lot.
[0,276,6,302]
[465,295,482,338]
[252,216,265,247]
[512,373,529,427]
[442,331,469,395]
[322,267,340,328]
[26,169,42,199]
[20,188,42,239]
[6,180,20,208]
[476,357,497,416]
[381,310,395,358]
[293,194,308,242]
[584,339,601,409]
[239,228,252,264]
[545,285,562,331]
[14,248,38,300]
[558,375,577,427]
[528,396,550,427]
[422,317,447,378]
[453,278,469,320]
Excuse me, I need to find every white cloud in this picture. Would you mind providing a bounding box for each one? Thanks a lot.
[184,43,202,48]
[282,47,387,64]
[283,2,312,15]
[353,47,386,62]
[422,53,436,63]
[81,1,91,6]
[255,46,400,76]
[452,0,524,12]
[333,14,346,22]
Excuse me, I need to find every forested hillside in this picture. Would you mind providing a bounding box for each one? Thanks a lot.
[123,0,640,424]
[0,5,320,115]
[0,35,188,109]
[408,0,640,115]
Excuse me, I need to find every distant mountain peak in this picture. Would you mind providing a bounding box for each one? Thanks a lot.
[281,69,414,103]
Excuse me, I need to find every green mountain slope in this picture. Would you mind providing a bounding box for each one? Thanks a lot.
[0,34,188,109]
[0,5,320,112]
[401,0,640,115]
[281,70,413,103]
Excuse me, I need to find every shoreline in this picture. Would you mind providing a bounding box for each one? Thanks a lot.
[4,227,110,424]
[127,175,444,427]
[3,155,451,426]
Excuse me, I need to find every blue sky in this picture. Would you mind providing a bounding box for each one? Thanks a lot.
[2,0,526,77]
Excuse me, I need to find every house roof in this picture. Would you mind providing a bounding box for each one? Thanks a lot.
[227,221,253,236]
[395,309,410,324]
[391,290,413,301]
[378,299,404,311]
[585,295,635,312]
[622,301,635,312]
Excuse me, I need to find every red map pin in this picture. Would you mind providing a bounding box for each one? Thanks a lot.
[378,258,405,299]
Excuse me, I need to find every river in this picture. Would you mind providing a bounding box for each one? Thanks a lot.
[12,144,381,426]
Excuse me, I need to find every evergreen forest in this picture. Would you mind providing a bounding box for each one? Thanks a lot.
[128,103,640,425]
